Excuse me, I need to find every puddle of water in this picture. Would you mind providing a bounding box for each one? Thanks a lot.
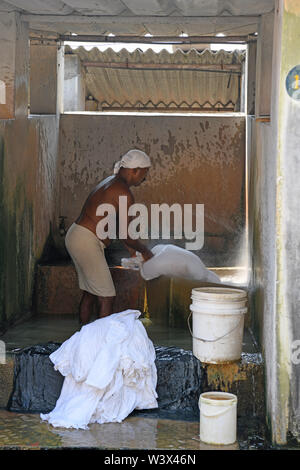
[0,409,201,450]
[1,409,299,450]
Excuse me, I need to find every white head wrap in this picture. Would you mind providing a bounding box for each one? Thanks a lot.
[113,149,151,174]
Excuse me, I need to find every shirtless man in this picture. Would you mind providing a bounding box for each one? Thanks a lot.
[65,149,153,325]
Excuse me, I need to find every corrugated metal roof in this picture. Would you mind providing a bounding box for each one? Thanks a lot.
[66,46,245,112]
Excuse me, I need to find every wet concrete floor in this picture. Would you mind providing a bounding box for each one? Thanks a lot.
[0,266,297,451]
[0,408,272,450]
[1,407,299,450]
[0,315,276,451]
[0,313,268,451]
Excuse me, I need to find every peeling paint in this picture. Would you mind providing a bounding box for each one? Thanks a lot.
[58,114,246,264]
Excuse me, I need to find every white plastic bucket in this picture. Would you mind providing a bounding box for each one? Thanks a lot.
[199,391,237,445]
[188,287,248,363]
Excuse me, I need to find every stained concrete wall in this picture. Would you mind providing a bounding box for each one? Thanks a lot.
[249,118,277,347]
[64,54,86,112]
[30,44,58,114]
[250,1,300,443]
[0,116,60,332]
[255,11,274,117]
[30,43,65,115]
[249,5,284,444]
[57,113,246,267]
[0,12,60,332]
[276,0,300,443]
[0,12,29,119]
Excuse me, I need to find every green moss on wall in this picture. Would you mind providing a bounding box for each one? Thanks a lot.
[0,143,35,331]
[0,116,59,334]
[5,180,34,323]
[0,133,38,332]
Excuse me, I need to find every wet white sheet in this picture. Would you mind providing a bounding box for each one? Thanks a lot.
[122,244,221,283]
[40,309,158,429]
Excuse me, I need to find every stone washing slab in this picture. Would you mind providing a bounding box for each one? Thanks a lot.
[6,343,264,418]
[35,264,146,316]
[0,353,15,409]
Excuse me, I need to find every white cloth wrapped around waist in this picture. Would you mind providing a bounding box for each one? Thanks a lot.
[40,309,158,429]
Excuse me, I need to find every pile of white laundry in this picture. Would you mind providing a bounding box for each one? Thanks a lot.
[122,244,221,283]
[40,310,158,429]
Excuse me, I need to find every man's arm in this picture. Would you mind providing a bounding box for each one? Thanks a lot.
[124,238,153,261]
[123,242,137,257]
[119,190,153,261]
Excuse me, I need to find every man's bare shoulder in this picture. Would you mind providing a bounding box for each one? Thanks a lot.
[111,179,132,195]
[90,176,133,204]
[111,180,134,206]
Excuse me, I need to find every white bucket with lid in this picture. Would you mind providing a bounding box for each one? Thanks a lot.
[188,287,248,363]
[199,391,237,445]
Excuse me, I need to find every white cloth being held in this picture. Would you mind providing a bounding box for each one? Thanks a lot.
[40,310,158,429]
[121,252,143,270]
[113,149,151,174]
[140,244,221,283]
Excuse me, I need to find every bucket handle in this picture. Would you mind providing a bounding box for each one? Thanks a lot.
[187,312,243,343]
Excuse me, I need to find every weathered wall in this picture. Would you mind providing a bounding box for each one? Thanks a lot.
[0,116,60,332]
[248,118,277,348]
[0,12,29,119]
[57,113,246,266]
[276,0,300,443]
[0,12,19,118]
[30,44,58,114]
[249,5,284,444]
[250,0,300,444]
[248,116,279,444]
[0,12,61,332]
[255,11,274,117]
[64,54,86,112]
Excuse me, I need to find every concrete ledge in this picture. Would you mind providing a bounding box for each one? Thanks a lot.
[202,353,265,418]
[4,343,264,419]
[0,354,15,408]
[35,264,146,315]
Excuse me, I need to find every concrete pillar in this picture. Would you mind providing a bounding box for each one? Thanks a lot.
[0,12,29,119]
[30,43,64,115]
[64,54,86,112]
[253,0,300,444]
[273,0,300,443]
[255,11,274,117]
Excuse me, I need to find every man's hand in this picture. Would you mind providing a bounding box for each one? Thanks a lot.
[141,248,154,262]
